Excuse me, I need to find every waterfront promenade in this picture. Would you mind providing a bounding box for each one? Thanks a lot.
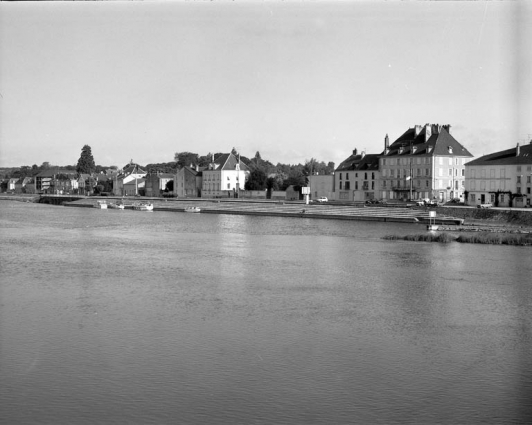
[58,196,465,225]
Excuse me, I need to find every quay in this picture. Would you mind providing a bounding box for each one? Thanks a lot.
[56,196,465,225]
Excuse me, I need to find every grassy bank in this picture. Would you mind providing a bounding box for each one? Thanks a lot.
[384,232,532,246]
[438,206,532,227]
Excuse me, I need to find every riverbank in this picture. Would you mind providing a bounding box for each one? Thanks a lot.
[2,194,532,230]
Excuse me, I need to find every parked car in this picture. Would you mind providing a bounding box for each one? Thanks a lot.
[316,197,328,203]
[477,203,493,209]
[424,199,438,207]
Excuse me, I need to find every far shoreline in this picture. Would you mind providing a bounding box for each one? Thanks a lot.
[2,193,532,231]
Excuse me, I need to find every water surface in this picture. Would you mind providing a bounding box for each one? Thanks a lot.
[1,201,531,424]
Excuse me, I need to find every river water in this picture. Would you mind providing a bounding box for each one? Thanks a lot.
[1,201,531,424]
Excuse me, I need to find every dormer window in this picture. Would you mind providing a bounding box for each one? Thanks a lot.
[448,146,453,154]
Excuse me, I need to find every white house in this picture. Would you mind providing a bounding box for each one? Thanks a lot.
[201,153,248,198]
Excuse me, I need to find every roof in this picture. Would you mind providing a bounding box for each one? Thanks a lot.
[336,152,380,172]
[383,124,473,158]
[121,163,146,175]
[466,142,532,166]
[210,153,249,172]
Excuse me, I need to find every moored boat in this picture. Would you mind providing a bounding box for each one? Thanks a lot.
[108,202,125,210]
[133,202,153,211]
[184,206,201,213]
[95,201,108,209]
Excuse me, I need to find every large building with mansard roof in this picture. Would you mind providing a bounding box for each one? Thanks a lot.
[378,124,474,202]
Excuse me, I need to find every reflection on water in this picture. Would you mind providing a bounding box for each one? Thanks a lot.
[1,201,531,424]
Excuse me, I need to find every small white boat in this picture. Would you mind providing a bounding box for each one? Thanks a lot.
[95,201,108,209]
[133,202,153,211]
[184,206,201,213]
[108,202,125,210]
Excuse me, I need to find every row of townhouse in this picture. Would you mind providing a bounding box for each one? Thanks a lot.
[311,123,474,204]
[309,123,532,208]
[112,153,249,198]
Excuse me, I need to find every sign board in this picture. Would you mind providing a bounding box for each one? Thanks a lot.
[301,187,310,195]
[429,211,436,218]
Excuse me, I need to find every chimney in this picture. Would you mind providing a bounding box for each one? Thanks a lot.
[414,125,422,137]
[442,124,452,135]
[195,164,199,172]
[353,148,358,155]
[516,143,520,156]
[361,151,366,158]
[384,134,390,154]
[424,124,432,142]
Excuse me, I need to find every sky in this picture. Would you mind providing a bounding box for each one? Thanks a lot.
[0,1,531,169]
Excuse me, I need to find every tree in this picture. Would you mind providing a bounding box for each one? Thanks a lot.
[245,168,267,190]
[76,145,96,174]
[165,180,174,192]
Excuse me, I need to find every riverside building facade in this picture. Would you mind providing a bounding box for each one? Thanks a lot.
[465,141,532,208]
[378,124,473,202]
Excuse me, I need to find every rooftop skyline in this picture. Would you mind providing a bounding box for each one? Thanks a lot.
[1,1,531,168]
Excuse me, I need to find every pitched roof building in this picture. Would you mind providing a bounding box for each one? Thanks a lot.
[335,149,380,202]
[202,153,249,198]
[465,141,532,208]
[378,124,474,202]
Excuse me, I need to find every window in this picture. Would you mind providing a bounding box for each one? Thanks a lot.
[355,181,358,190]
[527,176,531,184]
[372,172,375,180]
[372,181,375,190]
[339,182,342,190]
[382,180,386,188]
[365,173,368,180]
[490,181,495,190]
[382,159,386,166]
[501,195,505,203]
[417,168,421,176]
[448,169,453,176]
[345,181,350,190]
[448,158,453,165]
[481,169,486,178]
[470,194,476,202]
[481,181,486,190]
[517,187,521,194]
[339,173,342,180]
[517,176,522,183]
[426,180,429,187]
[227,183,230,189]
[425,169,429,176]
[491,194,495,203]
[500,169,505,178]
[346,173,349,180]
[517,166,522,172]
[471,169,475,178]
[439,157,443,165]
[490,169,495,178]
[462,169,465,177]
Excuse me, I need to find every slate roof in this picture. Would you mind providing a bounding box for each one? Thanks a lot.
[466,143,532,166]
[383,124,473,158]
[336,153,380,172]
[213,153,249,171]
